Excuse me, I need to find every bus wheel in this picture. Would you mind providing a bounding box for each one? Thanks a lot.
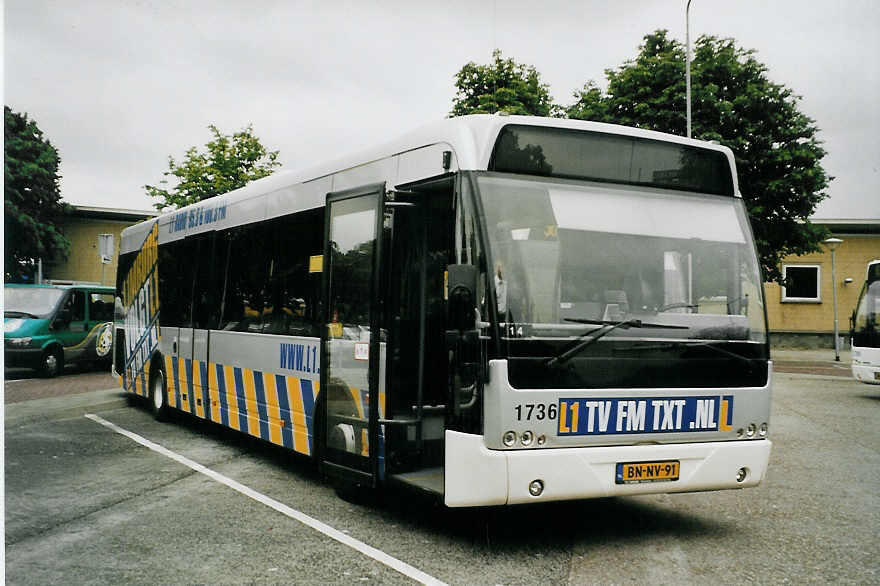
[149,365,170,421]
[39,347,63,378]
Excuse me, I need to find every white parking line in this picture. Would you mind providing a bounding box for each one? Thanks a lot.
[85,413,447,586]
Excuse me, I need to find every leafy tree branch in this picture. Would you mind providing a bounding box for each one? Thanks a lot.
[4,106,70,282]
[146,124,281,211]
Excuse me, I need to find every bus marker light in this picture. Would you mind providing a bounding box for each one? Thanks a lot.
[737,428,745,439]
[529,479,544,496]
[521,431,534,446]
[736,468,748,483]
[536,434,546,446]
[503,431,517,447]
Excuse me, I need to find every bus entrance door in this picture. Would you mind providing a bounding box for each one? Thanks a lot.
[381,181,454,495]
[320,183,387,486]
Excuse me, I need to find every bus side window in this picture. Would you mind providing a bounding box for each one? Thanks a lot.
[450,177,488,433]
[455,181,490,325]
[262,209,323,337]
[192,233,223,330]
[217,224,270,333]
[158,238,197,328]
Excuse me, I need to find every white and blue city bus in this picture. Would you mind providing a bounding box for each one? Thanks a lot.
[851,259,880,384]
[114,114,772,506]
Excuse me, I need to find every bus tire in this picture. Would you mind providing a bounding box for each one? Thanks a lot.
[149,363,170,421]
[39,346,63,378]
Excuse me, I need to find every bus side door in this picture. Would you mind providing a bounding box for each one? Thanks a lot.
[319,183,386,486]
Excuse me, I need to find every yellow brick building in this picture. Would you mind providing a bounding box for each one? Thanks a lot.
[764,219,880,347]
[47,206,158,286]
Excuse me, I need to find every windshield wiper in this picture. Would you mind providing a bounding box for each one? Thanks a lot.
[4,311,39,319]
[546,318,688,368]
[614,340,757,371]
[688,340,756,369]
[655,302,699,312]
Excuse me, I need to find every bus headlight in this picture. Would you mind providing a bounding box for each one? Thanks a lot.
[746,423,757,438]
[502,431,517,447]
[759,423,768,437]
[521,431,534,446]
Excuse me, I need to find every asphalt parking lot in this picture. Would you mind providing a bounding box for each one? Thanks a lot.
[4,353,878,585]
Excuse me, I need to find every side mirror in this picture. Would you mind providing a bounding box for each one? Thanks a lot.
[447,264,477,332]
[52,309,72,330]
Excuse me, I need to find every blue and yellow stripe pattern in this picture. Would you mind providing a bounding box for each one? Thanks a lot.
[124,357,152,399]
[119,221,161,395]
[156,356,320,456]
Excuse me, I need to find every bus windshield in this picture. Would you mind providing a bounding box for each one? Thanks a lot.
[476,174,768,388]
[852,278,880,348]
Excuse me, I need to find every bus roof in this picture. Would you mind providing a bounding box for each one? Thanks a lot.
[292,114,739,186]
[120,115,740,254]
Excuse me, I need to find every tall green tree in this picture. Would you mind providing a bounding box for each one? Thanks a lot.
[4,106,70,282]
[146,124,282,211]
[567,30,830,282]
[450,49,559,117]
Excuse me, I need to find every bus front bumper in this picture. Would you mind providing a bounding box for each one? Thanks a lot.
[444,430,771,507]
[852,363,880,384]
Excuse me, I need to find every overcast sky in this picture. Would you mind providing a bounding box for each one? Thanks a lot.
[5,0,879,219]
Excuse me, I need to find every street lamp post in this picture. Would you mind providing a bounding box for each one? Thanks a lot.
[824,237,843,361]
[686,0,693,138]
[98,233,114,286]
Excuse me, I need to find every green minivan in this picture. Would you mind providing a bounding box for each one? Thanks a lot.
[4,283,115,377]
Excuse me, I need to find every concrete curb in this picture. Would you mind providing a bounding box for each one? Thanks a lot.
[773,371,855,382]
[770,349,852,363]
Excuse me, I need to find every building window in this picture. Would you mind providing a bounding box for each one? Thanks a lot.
[781,264,821,303]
